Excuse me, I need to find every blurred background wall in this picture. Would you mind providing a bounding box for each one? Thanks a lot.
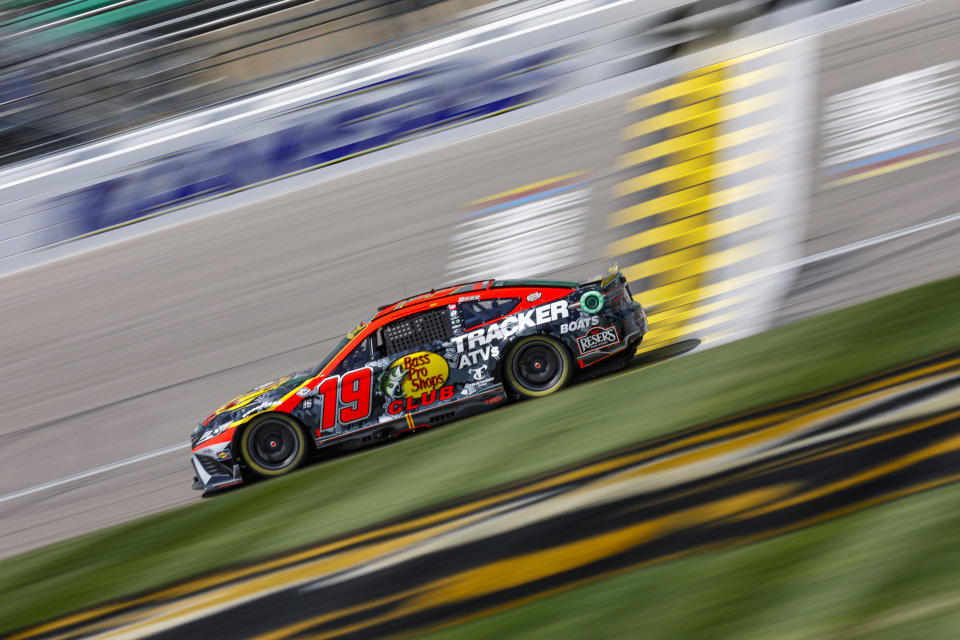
[0,0,860,166]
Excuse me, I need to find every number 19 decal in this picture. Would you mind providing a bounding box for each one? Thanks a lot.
[313,368,373,432]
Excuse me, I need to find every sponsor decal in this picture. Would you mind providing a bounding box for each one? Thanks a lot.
[469,365,488,381]
[458,345,499,368]
[253,377,290,391]
[526,291,542,302]
[575,325,620,355]
[216,450,231,461]
[460,380,493,396]
[382,351,450,399]
[300,397,314,410]
[449,304,462,329]
[559,316,599,334]
[381,364,407,400]
[297,387,311,398]
[388,384,455,415]
[451,300,569,354]
[217,377,290,414]
[458,295,481,302]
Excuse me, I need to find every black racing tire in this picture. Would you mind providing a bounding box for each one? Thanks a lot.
[239,414,308,478]
[503,335,573,399]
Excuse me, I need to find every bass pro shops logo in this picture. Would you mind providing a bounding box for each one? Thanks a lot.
[575,326,620,355]
[382,351,455,416]
[381,351,449,400]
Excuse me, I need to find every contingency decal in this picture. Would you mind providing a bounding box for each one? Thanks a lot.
[449,304,463,333]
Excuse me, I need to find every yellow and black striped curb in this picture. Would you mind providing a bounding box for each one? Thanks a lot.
[608,47,808,351]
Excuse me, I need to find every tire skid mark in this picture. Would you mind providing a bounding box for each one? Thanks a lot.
[11,347,960,640]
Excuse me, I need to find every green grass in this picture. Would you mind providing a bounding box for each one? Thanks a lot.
[427,474,960,640]
[1,275,959,634]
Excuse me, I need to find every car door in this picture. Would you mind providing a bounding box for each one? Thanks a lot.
[298,333,383,441]
[376,307,459,419]
[451,297,521,385]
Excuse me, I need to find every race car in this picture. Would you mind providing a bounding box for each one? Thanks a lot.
[190,265,647,493]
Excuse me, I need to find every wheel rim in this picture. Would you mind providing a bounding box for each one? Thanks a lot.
[246,419,301,471]
[511,340,564,392]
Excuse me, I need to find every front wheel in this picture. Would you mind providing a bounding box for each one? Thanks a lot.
[240,414,307,478]
[503,335,573,399]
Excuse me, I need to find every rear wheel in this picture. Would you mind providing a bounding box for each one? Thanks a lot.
[504,335,573,398]
[240,414,307,478]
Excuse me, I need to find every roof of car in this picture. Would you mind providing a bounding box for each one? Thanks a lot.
[373,278,580,321]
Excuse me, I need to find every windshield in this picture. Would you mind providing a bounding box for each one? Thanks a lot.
[311,319,372,375]
[312,337,351,375]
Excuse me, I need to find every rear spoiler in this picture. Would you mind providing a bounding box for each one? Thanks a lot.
[580,263,624,291]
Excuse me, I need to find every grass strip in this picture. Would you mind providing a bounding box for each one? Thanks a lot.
[427,473,960,640]
[1,275,958,634]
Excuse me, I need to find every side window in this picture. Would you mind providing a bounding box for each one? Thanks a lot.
[333,335,378,375]
[382,309,451,356]
[460,298,520,329]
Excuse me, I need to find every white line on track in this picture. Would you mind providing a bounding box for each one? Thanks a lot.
[781,209,960,270]
[3,209,959,505]
[0,443,188,505]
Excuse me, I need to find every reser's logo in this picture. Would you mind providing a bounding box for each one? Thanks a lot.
[575,326,619,355]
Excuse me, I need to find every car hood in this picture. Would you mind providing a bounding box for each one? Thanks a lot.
[200,368,313,428]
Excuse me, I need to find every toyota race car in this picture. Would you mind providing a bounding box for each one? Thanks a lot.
[190,266,647,494]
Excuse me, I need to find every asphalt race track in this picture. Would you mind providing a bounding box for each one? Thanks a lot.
[2,88,959,561]
[12,348,960,639]
[0,98,627,557]
[3,1,960,558]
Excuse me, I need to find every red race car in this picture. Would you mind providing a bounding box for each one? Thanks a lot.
[190,266,646,493]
